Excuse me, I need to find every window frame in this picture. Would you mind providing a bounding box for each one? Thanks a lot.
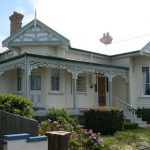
[142,66,150,96]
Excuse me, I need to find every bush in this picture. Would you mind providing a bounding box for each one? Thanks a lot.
[124,122,138,130]
[136,108,150,123]
[47,108,78,127]
[0,94,33,118]
[84,106,124,135]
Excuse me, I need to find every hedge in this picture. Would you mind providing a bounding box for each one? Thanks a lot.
[136,108,150,124]
[124,122,138,130]
[84,106,124,135]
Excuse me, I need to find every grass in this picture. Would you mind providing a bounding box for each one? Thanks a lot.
[102,128,150,150]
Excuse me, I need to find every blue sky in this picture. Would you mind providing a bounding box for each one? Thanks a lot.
[0,0,33,38]
[1,0,150,55]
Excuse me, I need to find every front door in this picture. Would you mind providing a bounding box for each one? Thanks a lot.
[30,72,42,108]
[98,76,106,106]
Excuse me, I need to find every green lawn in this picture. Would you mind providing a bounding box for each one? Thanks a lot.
[102,128,150,150]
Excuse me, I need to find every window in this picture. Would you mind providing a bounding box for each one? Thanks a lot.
[31,73,41,90]
[77,75,86,93]
[17,77,22,91]
[142,67,150,95]
[51,68,60,91]
[17,69,22,91]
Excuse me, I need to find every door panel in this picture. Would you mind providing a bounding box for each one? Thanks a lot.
[98,76,106,106]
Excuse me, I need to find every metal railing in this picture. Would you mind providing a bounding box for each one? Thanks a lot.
[115,98,137,115]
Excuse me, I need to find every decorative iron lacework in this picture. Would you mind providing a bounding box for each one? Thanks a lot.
[0,58,128,82]
[28,60,128,81]
[0,60,25,76]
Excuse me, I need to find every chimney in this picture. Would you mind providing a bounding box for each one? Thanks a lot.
[9,11,24,36]
[100,32,113,45]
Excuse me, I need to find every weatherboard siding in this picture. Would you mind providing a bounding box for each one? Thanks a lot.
[112,76,128,106]
[111,57,129,67]
[21,47,57,56]
[46,71,97,109]
[65,50,110,64]
[129,56,150,108]
[0,70,15,93]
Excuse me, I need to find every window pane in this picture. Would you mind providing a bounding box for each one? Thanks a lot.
[51,77,59,91]
[142,67,150,95]
[51,69,60,91]
[31,73,41,90]
[143,84,150,95]
[77,75,86,93]
[17,77,21,91]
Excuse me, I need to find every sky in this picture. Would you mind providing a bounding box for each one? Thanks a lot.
[1,0,150,55]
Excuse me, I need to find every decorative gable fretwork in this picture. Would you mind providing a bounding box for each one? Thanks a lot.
[141,42,150,55]
[14,26,60,43]
[3,19,70,47]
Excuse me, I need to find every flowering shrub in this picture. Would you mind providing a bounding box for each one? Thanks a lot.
[47,108,78,127]
[40,109,103,150]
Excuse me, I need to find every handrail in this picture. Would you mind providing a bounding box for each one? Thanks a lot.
[115,98,137,110]
[115,98,137,115]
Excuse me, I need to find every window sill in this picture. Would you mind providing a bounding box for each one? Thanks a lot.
[48,92,64,95]
[138,96,150,100]
[15,91,23,95]
[77,92,87,95]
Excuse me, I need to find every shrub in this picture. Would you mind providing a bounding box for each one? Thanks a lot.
[136,108,150,123]
[0,94,33,118]
[47,108,78,127]
[124,122,138,130]
[84,106,124,135]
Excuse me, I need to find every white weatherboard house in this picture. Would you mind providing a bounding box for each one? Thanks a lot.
[0,12,150,125]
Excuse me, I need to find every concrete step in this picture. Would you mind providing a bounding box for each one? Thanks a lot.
[124,112,148,127]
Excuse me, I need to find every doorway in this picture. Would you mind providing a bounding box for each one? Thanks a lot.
[98,76,107,106]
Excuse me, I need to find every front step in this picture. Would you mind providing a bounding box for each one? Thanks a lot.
[124,112,148,127]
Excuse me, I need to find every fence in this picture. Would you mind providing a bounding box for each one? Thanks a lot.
[0,110,38,139]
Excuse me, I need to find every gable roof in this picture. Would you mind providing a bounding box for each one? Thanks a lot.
[2,19,70,47]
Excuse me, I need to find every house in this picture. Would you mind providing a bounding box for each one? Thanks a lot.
[0,12,150,122]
